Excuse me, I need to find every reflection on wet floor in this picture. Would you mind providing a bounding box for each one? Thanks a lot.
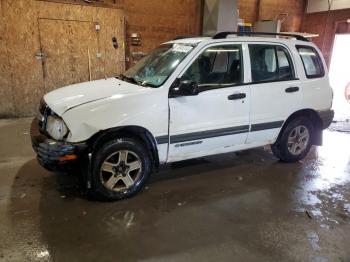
[295,131,350,226]
[0,118,350,261]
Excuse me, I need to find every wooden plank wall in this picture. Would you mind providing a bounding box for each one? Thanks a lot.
[37,0,124,9]
[0,0,15,117]
[0,0,202,117]
[0,0,125,117]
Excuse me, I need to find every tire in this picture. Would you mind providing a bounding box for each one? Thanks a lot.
[271,117,314,163]
[91,137,151,201]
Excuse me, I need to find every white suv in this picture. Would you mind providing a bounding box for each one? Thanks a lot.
[31,32,334,201]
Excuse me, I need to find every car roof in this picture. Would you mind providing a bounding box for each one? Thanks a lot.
[166,35,313,47]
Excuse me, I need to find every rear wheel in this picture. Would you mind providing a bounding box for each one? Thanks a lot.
[91,138,151,201]
[271,117,313,163]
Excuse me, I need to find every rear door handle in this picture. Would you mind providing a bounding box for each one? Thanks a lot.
[228,93,246,100]
[285,86,299,93]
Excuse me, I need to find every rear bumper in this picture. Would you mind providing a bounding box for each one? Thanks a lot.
[30,118,87,171]
[318,109,334,129]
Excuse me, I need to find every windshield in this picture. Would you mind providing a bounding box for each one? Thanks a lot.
[124,43,195,87]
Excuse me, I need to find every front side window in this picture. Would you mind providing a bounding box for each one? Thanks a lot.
[249,44,295,83]
[181,45,243,91]
[124,43,195,87]
[297,45,324,78]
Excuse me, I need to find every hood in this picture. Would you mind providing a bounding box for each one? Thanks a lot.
[44,78,148,116]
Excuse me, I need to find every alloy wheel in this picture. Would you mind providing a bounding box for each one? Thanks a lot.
[100,150,142,192]
[287,125,310,156]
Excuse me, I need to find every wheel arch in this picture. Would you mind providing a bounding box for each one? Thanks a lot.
[278,109,323,145]
[87,125,160,169]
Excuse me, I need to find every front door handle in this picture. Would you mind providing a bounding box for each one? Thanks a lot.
[285,86,299,93]
[228,93,246,100]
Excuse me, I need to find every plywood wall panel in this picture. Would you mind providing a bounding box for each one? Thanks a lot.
[36,1,125,79]
[0,0,200,117]
[97,8,126,77]
[0,5,15,117]
[39,19,100,92]
[0,0,125,117]
[38,0,124,9]
[2,0,45,117]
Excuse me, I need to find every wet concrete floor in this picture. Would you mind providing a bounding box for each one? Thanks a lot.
[0,118,349,261]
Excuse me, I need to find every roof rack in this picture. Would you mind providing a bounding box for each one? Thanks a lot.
[212,31,309,42]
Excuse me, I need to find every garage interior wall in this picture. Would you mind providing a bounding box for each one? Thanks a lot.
[301,8,350,65]
[0,0,202,118]
[0,0,126,118]
[238,0,306,32]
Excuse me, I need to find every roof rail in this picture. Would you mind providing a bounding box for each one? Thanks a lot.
[212,31,309,42]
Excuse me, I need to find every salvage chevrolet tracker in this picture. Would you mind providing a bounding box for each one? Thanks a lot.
[31,32,334,201]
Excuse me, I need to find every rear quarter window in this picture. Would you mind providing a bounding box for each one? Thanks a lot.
[296,45,325,79]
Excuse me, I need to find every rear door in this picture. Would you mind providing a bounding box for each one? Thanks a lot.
[246,43,303,145]
[168,43,250,162]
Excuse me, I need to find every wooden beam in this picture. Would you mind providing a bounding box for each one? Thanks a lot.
[256,0,261,21]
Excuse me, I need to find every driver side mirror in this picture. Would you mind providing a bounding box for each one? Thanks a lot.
[169,79,199,98]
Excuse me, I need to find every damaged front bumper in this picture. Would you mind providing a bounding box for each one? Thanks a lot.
[30,118,87,171]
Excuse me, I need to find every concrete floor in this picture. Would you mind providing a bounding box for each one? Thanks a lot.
[0,118,349,262]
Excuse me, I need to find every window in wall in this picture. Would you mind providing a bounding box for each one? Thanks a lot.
[249,44,295,83]
[181,45,243,91]
[297,46,325,78]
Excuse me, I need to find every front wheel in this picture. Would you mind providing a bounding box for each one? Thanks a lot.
[91,137,151,201]
[271,117,314,163]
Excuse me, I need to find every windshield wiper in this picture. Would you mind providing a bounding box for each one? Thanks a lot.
[118,74,142,85]
[141,82,158,88]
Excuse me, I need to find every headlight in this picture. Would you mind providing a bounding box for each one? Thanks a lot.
[46,115,69,141]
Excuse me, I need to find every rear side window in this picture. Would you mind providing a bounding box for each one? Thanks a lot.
[249,44,295,83]
[297,46,324,78]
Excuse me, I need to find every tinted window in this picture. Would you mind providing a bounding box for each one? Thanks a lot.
[249,44,294,83]
[297,46,324,78]
[181,45,243,90]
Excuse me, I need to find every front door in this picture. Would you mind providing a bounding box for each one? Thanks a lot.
[168,44,250,162]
